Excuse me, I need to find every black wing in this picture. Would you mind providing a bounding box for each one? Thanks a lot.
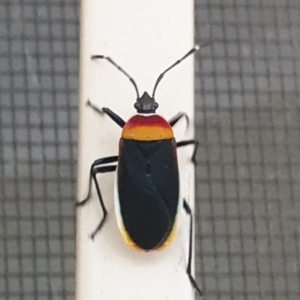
[117,138,179,250]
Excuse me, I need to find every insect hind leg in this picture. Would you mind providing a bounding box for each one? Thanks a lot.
[76,155,118,207]
[183,200,203,296]
[76,155,118,239]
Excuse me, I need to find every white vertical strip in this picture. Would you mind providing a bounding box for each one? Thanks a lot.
[76,1,197,300]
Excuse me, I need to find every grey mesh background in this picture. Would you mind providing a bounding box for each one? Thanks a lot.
[0,1,299,300]
[0,1,77,299]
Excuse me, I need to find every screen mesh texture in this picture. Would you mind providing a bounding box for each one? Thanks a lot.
[195,1,300,299]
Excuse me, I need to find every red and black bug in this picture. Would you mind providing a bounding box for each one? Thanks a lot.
[77,42,211,296]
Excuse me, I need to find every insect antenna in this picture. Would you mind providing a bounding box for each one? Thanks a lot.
[91,55,140,99]
[152,40,212,98]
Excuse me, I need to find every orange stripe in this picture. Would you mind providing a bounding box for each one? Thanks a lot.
[122,115,173,141]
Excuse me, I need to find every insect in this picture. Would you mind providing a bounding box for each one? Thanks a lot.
[77,42,211,296]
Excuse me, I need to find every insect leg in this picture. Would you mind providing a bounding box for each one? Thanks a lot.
[77,157,117,239]
[89,164,117,239]
[176,139,199,164]
[86,100,125,128]
[183,200,203,296]
[76,155,118,207]
[168,112,189,128]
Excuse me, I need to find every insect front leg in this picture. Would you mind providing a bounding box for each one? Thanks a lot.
[86,100,125,128]
[168,111,189,128]
[76,155,118,239]
[176,139,199,164]
[183,200,203,296]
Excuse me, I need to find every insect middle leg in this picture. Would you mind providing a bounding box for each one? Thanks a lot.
[76,155,118,239]
[183,200,203,296]
[176,139,199,164]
